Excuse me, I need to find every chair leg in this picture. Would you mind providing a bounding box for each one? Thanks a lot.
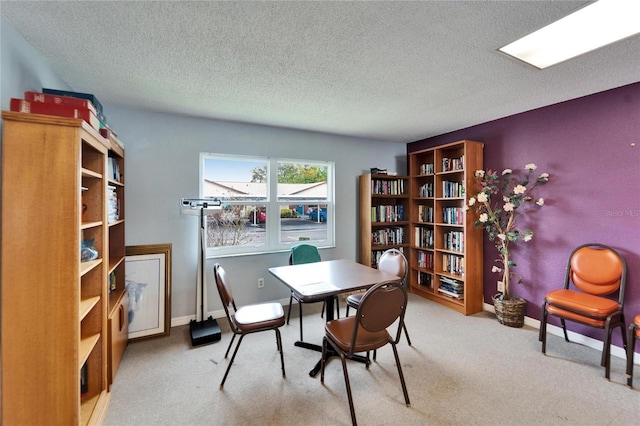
[604,320,627,379]
[335,296,340,319]
[403,323,412,346]
[220,334,245,389]
[276,329,286,378]
[321,301,325,318]
[627,323,637,388]
[560,318,569,342]
[286,292,294,325]
[339,352,357,426]
[224,333,237,359]
[345,304,351,316]
[391,342,411,407]
[539,301,548,354]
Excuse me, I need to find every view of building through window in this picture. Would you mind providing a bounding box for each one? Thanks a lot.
[200,154,334,255]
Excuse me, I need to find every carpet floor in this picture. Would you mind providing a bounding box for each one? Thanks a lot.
[105,294,639,425]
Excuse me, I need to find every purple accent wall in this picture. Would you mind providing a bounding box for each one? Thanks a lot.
[408,82,640,346]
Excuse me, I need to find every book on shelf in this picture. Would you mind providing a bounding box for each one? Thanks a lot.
[438,287,464,299]
[10,98,100,130]
[42,88,106,124]
[370,167,387,175]
[80,362,88,396]
[107,185,120,224]
[439,275,464,286]
[24,91,97,114]
[100,127,125,150]
[108,157,122,182]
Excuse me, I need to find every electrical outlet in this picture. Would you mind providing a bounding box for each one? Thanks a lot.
[257,278,264,288]
[497,280,505,293]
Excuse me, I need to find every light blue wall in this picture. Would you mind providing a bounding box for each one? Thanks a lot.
[105,107,406,320]
[1,17,407,321]
[0,16,71,111]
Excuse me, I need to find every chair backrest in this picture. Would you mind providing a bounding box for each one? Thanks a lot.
[377,249,408,286]
[289,243,321,265]
[351,280,407,350]
[213,263,238,331]
[566,243,626,301]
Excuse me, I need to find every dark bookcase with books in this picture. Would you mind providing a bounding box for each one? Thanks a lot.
[407,140,484,315]
[358,173,409,268]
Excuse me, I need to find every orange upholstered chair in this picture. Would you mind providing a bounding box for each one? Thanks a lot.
[627,314,640,387]
[539,243,627,379]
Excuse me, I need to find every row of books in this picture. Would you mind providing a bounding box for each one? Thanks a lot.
[417,271,433,288]
[371,178,405,195]
[443,230,465,252]
[414,226,434,249]
[419,163,435,175]
[438,275,464,299]
[417,250,434,269]
[442,155,464,172]
[108,157,122,182]
[9,89,106,130]
[371,204,404,222]
[371,227,404,246]
[442,253,465,276]
[107,185,121,224]
[418,205,434,222]
[443,207,465,225]
[442,180,465,198]
[419,182,434,198]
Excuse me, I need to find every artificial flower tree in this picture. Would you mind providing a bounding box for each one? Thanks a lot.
[467,164,549,300]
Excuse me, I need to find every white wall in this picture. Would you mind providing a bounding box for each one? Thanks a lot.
[105,106,407,321]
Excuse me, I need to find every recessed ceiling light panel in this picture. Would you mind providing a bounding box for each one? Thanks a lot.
[500,0,640,69]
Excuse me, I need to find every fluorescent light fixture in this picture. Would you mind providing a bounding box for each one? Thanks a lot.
[500,0,640,69]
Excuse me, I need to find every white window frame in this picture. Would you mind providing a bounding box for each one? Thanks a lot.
[199,153,335,257]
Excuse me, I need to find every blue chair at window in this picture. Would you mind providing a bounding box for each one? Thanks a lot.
[286,243,339,341]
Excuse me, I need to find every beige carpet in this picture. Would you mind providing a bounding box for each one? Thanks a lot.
[104,294,639,425]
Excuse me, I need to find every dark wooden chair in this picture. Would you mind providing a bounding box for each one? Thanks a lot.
[213,263,286,389]
[321,280,410,425]
[539,243,627,379]
[345,248,411,348]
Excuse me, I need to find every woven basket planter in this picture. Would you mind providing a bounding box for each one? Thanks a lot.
[492,294,526,328]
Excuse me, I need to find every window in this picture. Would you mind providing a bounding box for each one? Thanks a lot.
[200,153,334,256]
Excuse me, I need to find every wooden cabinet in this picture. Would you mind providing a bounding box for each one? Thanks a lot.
[106,137,128,387]
[0,111,114,424]
[108,291,129,386]
[358,174,410,267]
[407,140,484,315]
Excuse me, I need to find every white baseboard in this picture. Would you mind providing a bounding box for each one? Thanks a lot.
[483,302,638,364]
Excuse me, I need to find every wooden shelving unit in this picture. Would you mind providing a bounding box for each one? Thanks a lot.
[106,137,128,388]
[358,173,410,268]
[0,111,115,424]
[407,140,484,315]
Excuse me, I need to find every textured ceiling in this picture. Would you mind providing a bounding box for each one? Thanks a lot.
[2,1,639,143]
